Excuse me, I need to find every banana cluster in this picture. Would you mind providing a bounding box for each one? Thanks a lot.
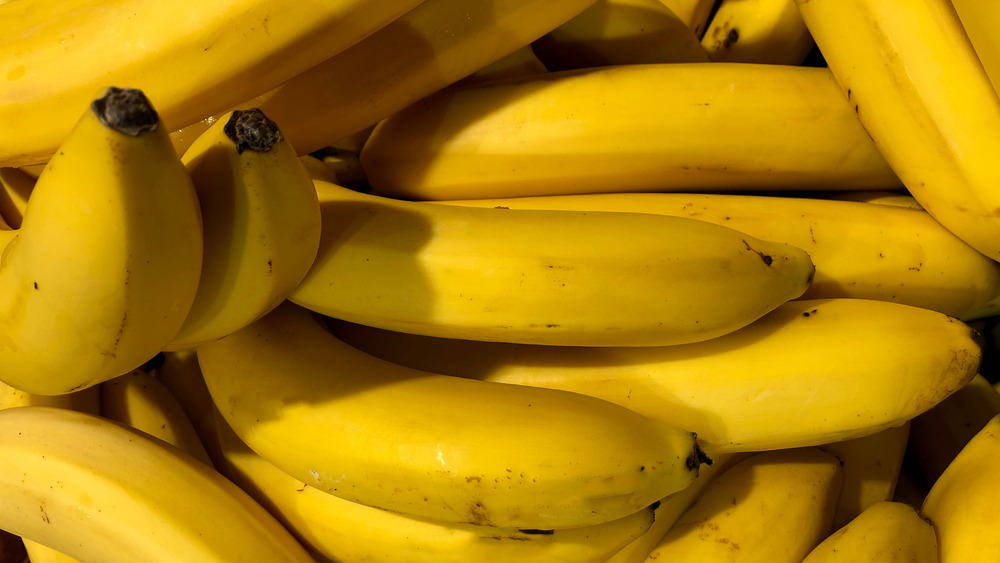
[0,0,999,561]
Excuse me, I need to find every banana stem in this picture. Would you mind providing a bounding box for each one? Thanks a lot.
[223,108,283,154]
[91,87,159,136]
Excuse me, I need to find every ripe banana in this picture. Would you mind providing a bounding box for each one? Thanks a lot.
[656,0,715,37]
[702,0,814,65]
[214,411,654,563]
[801,501,938,563]
[0,0,425,166]
[0,167,32,228]
[795,0,1000,260]
[155,350,225,468]
[908,373,1000,486]
[0,406,313,562]
[950,0,1000,96]
[165,109,321,350]
[333,297,981,453]
[359,63,901,201]
[531,0,709,70]
[0,87,203,395]
[456,46,549,86]
[243,0,596,156]
[921,414,1000,562]
[647,448,843,562]
[197,301,709,529]
[293,180,815,347]
[0,379,99,415]
[818,422,911,531]
[824,189,923,209]
[437,191,1000,317]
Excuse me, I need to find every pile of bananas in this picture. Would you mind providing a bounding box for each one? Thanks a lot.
[2,0,1000,561]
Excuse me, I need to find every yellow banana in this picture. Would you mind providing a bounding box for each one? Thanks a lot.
[824,189,924,209]
[531,0,709,70]
[243,0,596,156]
[214,411,655,563]
[0,87,202,395]
[908,373,1000,486]
[294,180,814,347]
[21,541,79,563]
[0,379,99,415]
[0,0,425,166]
[0,168,32,228]
[333,297,981,453]
[165,109,321,350]
[656,0,715,37]
[795,0,1000,261]
[646,448,843,562]
[359,63,901,201]
[950,0,1000,96]
[456,46,549,86]
[702,0,814,65]
[0,406,313,562]
[921,414,1000,562]
[801,501,939,563]
[437,191,1000,318]
[818,422,911,531]
[155,350,224,468]
[198,301,709,529]
[100,364,213,467]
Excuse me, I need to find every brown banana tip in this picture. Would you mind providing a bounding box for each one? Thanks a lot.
[91,87,159,136]
[224,108,283,154]
[687,435,713,470]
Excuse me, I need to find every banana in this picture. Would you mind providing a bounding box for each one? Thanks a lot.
[0,0,425,166]
[823,189,923,209]
[0,379,99,415]
[800,501,938,563]
[0,168,33,228]
[907,373,1000,486]
[702,0,814,65]
[165,109,321,350]
[294,180,814,347]
[0,87,203,395]
[100,363,213,467]
[531,0,710,70]
[456,45,549,86]
[0,406,313,562]
[795,0,1000,261]
[359,63,901,201]
[214,411,655,563]
[155,350,225,468]
[197,301,709,529]
[950,0,1000,96]
[656,0,715,37]
[242,0,596,156]
[646,448,843,562]
[818,422,911,531]
[436,191,1000,318]
[921,414,1000,562]
[333,297,981,453]
[21,541,79,563]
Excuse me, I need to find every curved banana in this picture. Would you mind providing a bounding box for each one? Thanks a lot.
[0,167,33,228]
[198,301,709,529]
[333,298,981,453]
[155,350,225,468]
[531,0,709,70]
[655,0,715,37]
[437,191,1000,317]
[647,448,843,562]
[702,0,814,65]
[908,373,1000,486]
[0,0,425,166]
[165,109,321,350]
[950,0,1000,96]
[0,87,202,395]
[456,45,549,86]
[801,501,938,563]
[359,63,901,200]
[920,414,1000,562]
[294,180,814,347]
[0,406,313,562]
[214,411,655,563]
[244,0,596,156]
[818,422,911,531]
[795,0,1000,260]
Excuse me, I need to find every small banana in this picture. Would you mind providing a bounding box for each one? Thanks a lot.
[531,0,709,70]
[359,63,901,200]
[214,411,655,563]
[165,108,321,350]
[646,448,843,562]
[334,298,980,453]
[920,414,1000,562]
[0,87,203,395]
[795,0,1000,260]
[0,406,313,562]
[801,501,938,563]
[0,167,33,228]
[293,180,815,347]
[198,301,709,529]
[702,0,814,65]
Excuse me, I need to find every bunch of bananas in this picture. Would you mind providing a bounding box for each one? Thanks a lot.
[1,0,999,561]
